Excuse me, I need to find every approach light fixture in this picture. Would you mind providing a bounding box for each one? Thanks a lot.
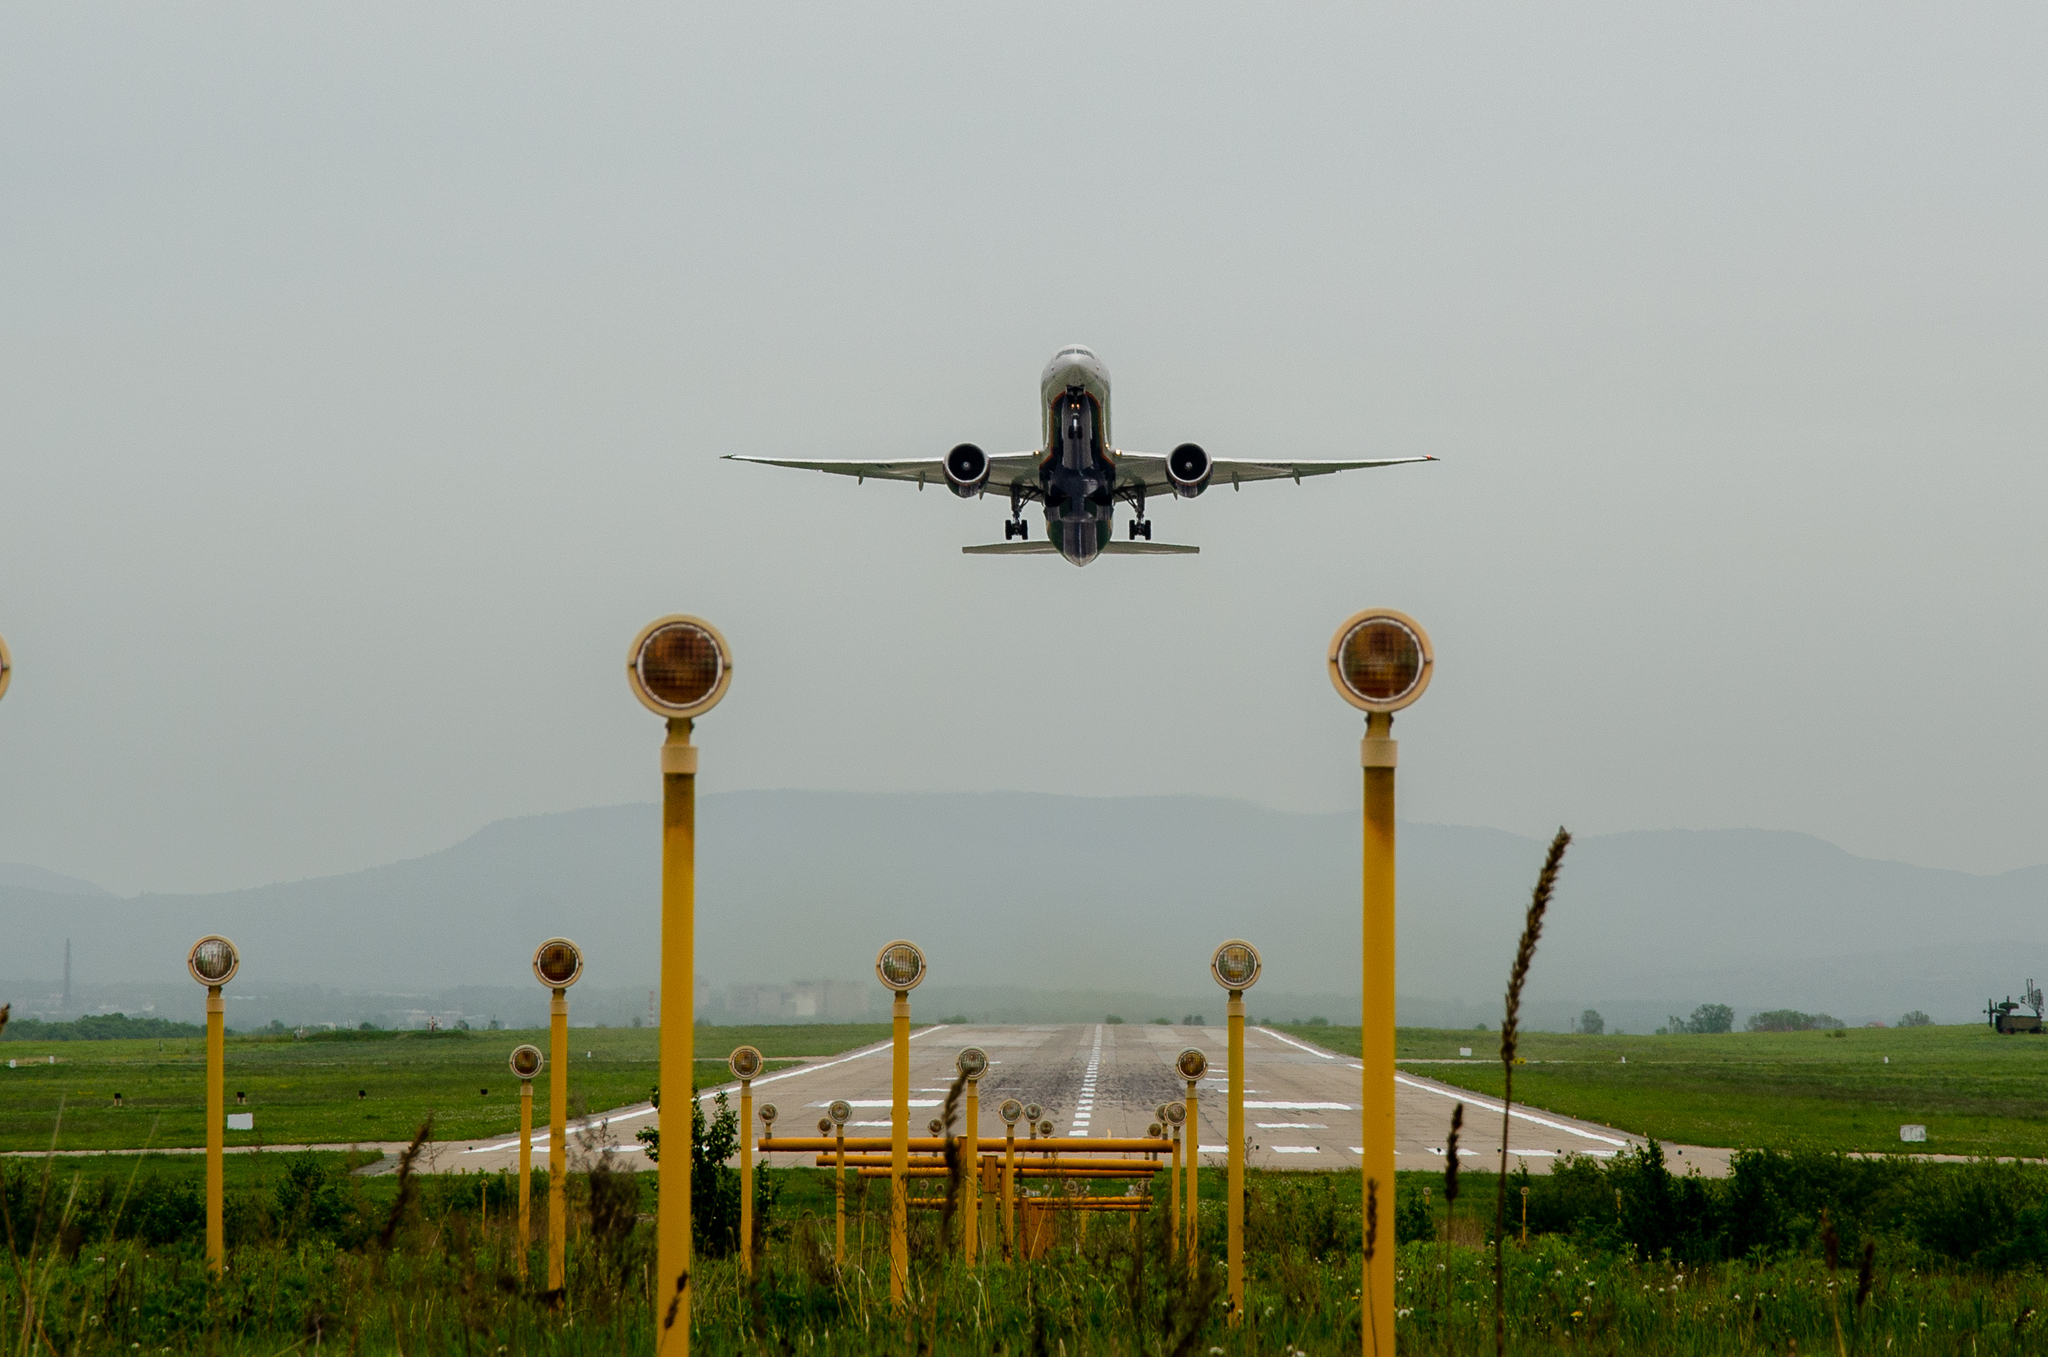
[875,940,926,992]
[1165,1101,1186,1127]
[759,1102,778,1127]
[927,1118,944,1136]
[818,1117,833,1134]
[829,1100,852,1127]
[1328,608,1433,713]
[1176,1048,1208,1081]
[1037,1120,1053,1137]
[532,938,584,989]
[957,1047,988,1080]
[188,936,240,988]
[1023,1103,1042,1125]
[626,615,733,719]
[1211,940,1262,992]
[999,1099,1023,1126]
[510,1045,543,1080]
[729,1045,764,1082]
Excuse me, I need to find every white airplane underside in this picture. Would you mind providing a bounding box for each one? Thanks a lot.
[727,346,1436,567]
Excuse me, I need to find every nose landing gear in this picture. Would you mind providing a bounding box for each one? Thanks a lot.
[1128,519,1152,541]
[1005,518,1029,541]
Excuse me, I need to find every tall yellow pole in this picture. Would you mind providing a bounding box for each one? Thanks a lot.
[739,1078,753,1276]
[518,1081,533,1281]
[1003,1127,1016,1258]
[658,715,696,1355]
[1227,991,1246,1323]
[549,988,568,1292]
[1170,1125,1181,1239]
[889,991,910,1306]
[1185,1079,1199,1270]
[963,1076,980,1266]
[834,1125,846,1266]
[205,984,224,1274]
[1362,709,1397,1357]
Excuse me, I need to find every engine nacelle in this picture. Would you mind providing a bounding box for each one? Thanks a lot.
[1167,442,1212,498]
[943,443,990,498]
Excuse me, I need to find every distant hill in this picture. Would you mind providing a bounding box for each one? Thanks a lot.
[0,792,2040,1030]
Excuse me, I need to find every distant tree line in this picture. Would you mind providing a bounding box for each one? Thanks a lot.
[1746,1008,1847,1032]
[0,1012,205,1042]
[1662,1004,1735,1034]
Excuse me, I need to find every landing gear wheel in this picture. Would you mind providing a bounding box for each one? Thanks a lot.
[1005,519,1029,541]
[1129,519,1153,541]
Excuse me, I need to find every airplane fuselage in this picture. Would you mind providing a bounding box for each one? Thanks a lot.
[1039,345,1120,566]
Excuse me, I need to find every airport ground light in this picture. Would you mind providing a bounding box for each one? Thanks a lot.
[956,1046,988,1265]
[532,937,583,1291]
[1210,940,1261,1323]
[1176,1046,1206,1270]
[1328,606,1434,1357]
[186,934,239,1275]
[509,1043,543,1281]
[627,612,733,1357]
[874,939,927,1306]
[729,1046,763,1276]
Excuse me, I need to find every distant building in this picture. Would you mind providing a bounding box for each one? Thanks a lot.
[713,980,871,1022]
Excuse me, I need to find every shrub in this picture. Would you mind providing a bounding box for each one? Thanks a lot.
[1577,1009,1604,1035]
[1746,1009,1845,1032]
[1899,1010,1934,1027]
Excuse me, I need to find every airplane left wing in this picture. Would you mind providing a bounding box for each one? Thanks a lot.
[725,453,1045,496]
[1109,451,1437,496]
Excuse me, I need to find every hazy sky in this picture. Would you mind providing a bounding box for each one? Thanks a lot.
[3,4,2044,896]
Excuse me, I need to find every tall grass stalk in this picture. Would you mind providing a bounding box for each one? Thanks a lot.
[1496,825,1570,1357]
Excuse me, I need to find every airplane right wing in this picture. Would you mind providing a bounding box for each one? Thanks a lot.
[1108,451,1437,497]
[725,452,1046,498]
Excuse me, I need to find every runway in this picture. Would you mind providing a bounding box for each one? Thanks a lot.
[426,1022,1720,1177]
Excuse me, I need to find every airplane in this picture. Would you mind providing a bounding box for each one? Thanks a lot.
[727,345,1436,567]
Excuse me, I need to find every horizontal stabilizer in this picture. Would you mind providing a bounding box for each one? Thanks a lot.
[961,541,1197,556]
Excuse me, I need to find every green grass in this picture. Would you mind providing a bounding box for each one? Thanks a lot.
[0,1022,893,1153]
[1273,1022,2048,1158]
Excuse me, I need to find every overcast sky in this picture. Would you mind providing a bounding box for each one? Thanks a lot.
[2,4,2043,896]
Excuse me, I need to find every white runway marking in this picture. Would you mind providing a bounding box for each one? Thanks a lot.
[1261,1029,1340,1059]
[1392,1074,1631,1147]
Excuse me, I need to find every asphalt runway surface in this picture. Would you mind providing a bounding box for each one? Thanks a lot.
[427,1023,1736,1178]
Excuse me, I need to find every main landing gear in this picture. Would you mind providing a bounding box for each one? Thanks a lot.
[1128,518,1152,540]
[1005,517,1029,540]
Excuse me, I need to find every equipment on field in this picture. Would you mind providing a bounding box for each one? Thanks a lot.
[1987,979,2044,1034]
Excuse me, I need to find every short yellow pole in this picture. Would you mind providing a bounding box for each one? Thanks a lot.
[739,1078,753,1275]
[657,716,696,1354]
[889,991,910,1306]
[1521,1185,1529,1245]
[205,984,224,1274]
[518,1081,533,1281]
[834,1125,846,1266]
[549,987,568,1292]
[1185,1078,1199,1270]
[963,1075,980,1266]
[1361,709,1397,1357]
[1227,990,1246,1322]
[1003,1127,1016,1259]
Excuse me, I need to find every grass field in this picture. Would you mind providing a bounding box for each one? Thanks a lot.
[1274,1021,2048,1158]
[0,1022,894,1153]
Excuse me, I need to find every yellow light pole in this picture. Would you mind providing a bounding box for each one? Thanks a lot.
[532,937,584,1292]
[628,614,733,1357]
[1164,1100,1185,1239]
[729,1046,763,1274]
[874,939,926,1307]
[998,1098,1021,1259]
[1210,942,1262,1324]
[956,1047,987,1265]
[828,1099,851,1265]
[510,1044,542,1282]
[1176,1046,1207,1271]
[187,935,240,1276]
[0,631,11,704]
[1329,608,1433,1357]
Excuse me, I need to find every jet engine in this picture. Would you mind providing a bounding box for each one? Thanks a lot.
[1167,442,1212,498]
[943,443,990,498]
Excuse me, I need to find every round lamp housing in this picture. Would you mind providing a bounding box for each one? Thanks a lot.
[1023,1103,1043,1124]
[628,615,733,719]
[957,1046,988,1080]
[817,1117,833,1134]
[532,938,584,989]
[927,1118,944,1136]
[1210,939,1262,992]
[187,935,239,987]
[729,1045,763,1081]
[1328,608,1434,713]
[1165,1101,1185,1126]
[1037,1120,1053,1137]
[759,1102,778,1125]
[1176,1048,1208,1081]
[828,1099,852,1127]
[509,1044,544,1080]
[875,940,926,992]
[999,1098,1023,1126]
